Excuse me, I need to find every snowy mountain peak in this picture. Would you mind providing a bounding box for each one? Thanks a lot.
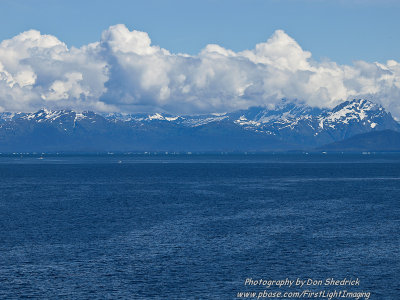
[20,109,72,122]
[332,98,380,113]
[146,113,180,121]
[320,99,387,129]
[273,99,325,118]
[0,109,102,125]
[0,99,398,150]
[231,100,325,127]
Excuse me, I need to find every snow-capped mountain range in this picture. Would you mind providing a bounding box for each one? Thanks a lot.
[0,99,399,152]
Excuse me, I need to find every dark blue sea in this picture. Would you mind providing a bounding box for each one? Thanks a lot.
[0,154,399,299]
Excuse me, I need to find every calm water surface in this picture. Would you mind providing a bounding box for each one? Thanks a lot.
[0,154,399,299]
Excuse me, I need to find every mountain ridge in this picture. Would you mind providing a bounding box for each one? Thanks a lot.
[0,99,399,152]
[317,130,400,152]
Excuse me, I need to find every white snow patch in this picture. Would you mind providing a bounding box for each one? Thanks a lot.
[148,113,165,120]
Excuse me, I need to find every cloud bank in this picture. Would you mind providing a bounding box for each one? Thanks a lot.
[0,24,400,117]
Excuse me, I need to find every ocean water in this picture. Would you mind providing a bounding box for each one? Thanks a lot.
[0,154,399,299]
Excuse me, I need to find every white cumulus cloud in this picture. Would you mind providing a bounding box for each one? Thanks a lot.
[0,24,400,117]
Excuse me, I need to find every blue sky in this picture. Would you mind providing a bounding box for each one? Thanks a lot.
[0,0,400,115]
[1,0,399,64]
